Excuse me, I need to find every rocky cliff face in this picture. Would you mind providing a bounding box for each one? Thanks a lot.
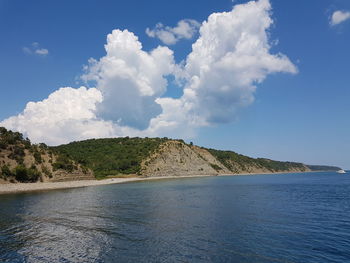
[140,141,220,177]
[140,140,310,177]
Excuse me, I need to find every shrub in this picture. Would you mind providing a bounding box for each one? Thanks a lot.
[1,165,13,178]
[33,151,42,164]
[0,141,6,149]
[14,165,40,183]
[41,165,53,178]
[210,163,222,172]
[53,155,74,172]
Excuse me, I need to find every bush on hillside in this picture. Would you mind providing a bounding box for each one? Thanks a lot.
[14,165,41,183]
[1,165,12,178]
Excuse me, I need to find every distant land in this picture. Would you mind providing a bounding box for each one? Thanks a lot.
[0,127,341,184]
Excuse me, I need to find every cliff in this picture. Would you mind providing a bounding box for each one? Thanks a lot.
[140,141,228,177]
[140,141,311,177]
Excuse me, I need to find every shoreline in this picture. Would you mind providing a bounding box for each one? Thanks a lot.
[0,174,215,195]
[0,170,334,195]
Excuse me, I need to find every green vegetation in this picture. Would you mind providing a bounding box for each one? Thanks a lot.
[210,163,222,172]
[207,148,306,173]
[255,158,306,172]
[52,154,75,172]
[0,164,40,182]
[33,150,42,164]
[41,165,53,178]
[307,165,341,171]
[0,127,86,182]
[1,165,12,178]
[0,127,26,146]
[14,165,41,183]
[207,149,256,172]
[0,127,42,182]
[53,137,171,177]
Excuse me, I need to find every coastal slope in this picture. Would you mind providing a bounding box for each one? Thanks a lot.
[1,127,341,183]
[54,137,340,178]
[0,127,94,184]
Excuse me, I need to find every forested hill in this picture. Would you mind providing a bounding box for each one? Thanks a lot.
[53,137,341,178]
[54,137,169,177]
[0,127,93,183]
[306,165,341,171]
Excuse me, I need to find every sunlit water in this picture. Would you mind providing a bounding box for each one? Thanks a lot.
[1,172,350,263]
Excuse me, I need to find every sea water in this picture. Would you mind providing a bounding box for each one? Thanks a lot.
[0,172,349,262]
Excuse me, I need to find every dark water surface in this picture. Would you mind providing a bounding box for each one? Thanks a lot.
[1,172,350,262]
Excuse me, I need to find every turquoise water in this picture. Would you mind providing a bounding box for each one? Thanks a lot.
[0,172,350,262]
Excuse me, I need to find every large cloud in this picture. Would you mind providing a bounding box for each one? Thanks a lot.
[1,0,297,145]
[82,29,175,130]
[174,0,297,124]
[0,87,113,145]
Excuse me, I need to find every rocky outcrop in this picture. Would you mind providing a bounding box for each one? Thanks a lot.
[140,141,219,177]
[140,140,311,177]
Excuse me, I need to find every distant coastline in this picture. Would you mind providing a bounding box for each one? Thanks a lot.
[1,128,341,189]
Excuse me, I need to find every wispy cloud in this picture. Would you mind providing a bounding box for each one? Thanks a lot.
[146,19,200,45]
[22,42,49,56]
[35,48,49,55]
[330,10,350,26]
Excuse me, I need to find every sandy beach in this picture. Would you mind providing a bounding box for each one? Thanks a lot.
[0,174,215,195]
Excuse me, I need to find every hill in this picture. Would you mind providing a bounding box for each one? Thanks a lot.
[0,127,93,183]
[306,165,340,171]
[54,137,341,178]
[54,137,169,177]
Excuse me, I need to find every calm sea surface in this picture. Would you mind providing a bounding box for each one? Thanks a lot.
[0,172,350,263]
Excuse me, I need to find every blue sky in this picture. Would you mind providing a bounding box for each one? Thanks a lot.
[0,0,349,169]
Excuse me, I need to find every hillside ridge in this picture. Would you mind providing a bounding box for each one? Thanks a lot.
[0,127,341,183]
[54,136,341,178]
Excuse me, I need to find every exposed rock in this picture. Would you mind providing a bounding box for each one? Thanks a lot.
[140,140,311,177]
[140,141,219,177]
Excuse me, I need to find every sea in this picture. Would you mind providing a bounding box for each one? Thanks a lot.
[0,172,349,263]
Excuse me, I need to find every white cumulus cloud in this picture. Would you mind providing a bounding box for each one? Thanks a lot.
[146,19,200,45]
[330,10,350,26]
[82,29,175,130]
[175,0,297,125]
[0,87,109,145]
[1,0,297,145]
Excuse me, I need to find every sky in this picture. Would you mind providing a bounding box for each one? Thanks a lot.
[0,0,349,169]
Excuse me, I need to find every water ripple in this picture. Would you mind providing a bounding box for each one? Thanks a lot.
[0,172,350,262]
